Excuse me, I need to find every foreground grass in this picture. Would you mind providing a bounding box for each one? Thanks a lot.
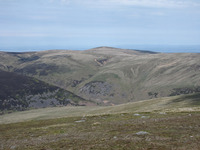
[1,111,200,150]
[1,94,200,149]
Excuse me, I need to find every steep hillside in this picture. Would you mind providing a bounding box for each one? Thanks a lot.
[0,70,93,112]
[0,47,200,105]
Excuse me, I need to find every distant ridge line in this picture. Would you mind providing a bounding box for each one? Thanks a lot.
[88,46,158,54]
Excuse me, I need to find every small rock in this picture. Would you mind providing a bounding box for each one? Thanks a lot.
[92,122,101,126]
[141,116,149,119]
[82,115,86,119]
[136,131,149,135]
[75,120,85,123]
[145,137,151,141]
[113,136,117,139]
[159,112,166,115]
[10,146,16,149]
[134,113,140,116]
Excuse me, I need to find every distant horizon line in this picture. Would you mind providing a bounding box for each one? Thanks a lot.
[1,45,200,53]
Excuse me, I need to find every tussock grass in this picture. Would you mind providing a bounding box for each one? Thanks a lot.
[1,112,200,150]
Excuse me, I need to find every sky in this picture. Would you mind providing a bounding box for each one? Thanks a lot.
[0,0,200,52]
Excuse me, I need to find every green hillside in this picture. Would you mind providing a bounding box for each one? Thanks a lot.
[0,47,200,105]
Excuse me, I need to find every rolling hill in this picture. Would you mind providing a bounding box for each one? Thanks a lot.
[0,47,200,105]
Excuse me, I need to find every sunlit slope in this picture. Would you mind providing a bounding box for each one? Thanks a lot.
[0,47,200,104]
[1,93,199,124]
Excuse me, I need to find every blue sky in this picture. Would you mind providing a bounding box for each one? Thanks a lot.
[0,0,200,52]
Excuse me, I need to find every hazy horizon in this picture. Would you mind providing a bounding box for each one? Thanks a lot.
[1,44,200,53]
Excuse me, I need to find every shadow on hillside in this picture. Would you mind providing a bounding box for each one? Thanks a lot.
[169,93,200,106]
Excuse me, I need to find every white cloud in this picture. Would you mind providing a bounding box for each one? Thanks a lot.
[44,0,200,9]
[61,0,70,4]
[77,0,200,8]
[0,32,50,37]
[47,0,71,5]
[150,11,166,16]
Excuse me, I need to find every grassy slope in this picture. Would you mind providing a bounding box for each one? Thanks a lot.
[0,93,200,150]
[0,47,200,104]
[1,93,199,124]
